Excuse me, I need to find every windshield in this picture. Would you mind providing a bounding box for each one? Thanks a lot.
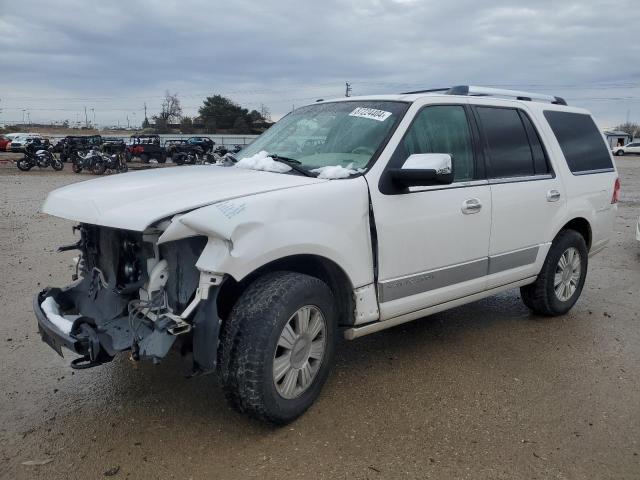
[238,101,409,172]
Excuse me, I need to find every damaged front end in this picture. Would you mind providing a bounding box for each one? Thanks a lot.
[34,224,224,372]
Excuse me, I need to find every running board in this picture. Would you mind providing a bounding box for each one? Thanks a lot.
[344,277,536,340]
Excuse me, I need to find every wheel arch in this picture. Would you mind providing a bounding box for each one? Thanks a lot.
[217,254,356,327]
[558,217,592,251]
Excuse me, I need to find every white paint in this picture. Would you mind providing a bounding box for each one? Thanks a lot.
[42,165,324,231]
[41,297,79,335]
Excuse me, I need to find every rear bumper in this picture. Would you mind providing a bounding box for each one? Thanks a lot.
[34,289,82,357]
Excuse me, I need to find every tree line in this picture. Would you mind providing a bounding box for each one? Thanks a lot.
[147,91,272,134]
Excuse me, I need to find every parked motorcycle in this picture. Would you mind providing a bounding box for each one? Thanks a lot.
[16,144,63,171]
[172,150,200,165]
[72,149,128,175]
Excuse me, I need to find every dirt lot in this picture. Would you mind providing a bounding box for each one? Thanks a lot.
[0,153,639,479]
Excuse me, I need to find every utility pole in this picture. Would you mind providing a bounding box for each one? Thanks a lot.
[91,108,95,128]
[127,115,130,129]
[345,82,352,97]
[22,109,26,124]
[84,106,88,128]
[144,102,148,123]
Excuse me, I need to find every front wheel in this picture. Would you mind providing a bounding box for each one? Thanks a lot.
[520,229,588,316]
[615,150,625,156]
[51,158,64,171]
[218,272,336,424]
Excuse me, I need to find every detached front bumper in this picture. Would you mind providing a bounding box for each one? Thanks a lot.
[34,289,83,357]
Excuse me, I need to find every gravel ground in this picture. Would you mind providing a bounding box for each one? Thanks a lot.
[0,154,639,479]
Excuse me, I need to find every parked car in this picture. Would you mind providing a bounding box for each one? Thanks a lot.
[612,141,640,156]
[126,134,165,163]
[9,133,43,152]
[0,135,11,151]
[33,85,618,424]
[186,136,215,153]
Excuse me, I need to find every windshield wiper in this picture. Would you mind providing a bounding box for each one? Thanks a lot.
[270,154,316,177]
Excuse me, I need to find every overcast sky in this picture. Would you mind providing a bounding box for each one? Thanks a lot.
[1,0,639,128]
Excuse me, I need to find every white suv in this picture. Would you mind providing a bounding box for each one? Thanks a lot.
[34,86,619,423]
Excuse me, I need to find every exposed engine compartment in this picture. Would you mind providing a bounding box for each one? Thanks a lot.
[40,224,217,369]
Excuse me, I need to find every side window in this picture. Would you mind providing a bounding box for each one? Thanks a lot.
[476,107,535,178]
[543,111,613,173]
[392,105,475,182]
[520,112,550,175]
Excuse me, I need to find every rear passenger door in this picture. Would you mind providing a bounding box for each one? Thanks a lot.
[472,104,566,288]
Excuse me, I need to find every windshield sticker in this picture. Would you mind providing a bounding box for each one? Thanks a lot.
[348,107,392,122]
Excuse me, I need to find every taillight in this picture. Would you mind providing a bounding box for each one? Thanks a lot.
[611,178,620,204]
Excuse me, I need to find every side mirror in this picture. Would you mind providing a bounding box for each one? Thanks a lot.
[388,153,454,188]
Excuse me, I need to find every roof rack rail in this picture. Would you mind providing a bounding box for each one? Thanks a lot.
[401,88,450,95]
[446,85,567,106]
[402,85,567,105]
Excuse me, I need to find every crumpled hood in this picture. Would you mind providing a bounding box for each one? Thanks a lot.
[42,165,325,231]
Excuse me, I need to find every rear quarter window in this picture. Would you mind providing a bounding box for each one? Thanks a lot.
[543,111,613,174]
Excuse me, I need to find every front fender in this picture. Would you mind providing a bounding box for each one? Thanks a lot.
[161,177,374,288]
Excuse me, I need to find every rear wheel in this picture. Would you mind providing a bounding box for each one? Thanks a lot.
[92,161,106,175]
[140,153,150,163]
[616,150,625,156]
[520,229,588,316]
[16,158,32,171]
[218,271,336,424]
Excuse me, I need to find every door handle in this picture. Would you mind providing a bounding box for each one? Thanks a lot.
[462,198,482,214]
[547,189,561,202]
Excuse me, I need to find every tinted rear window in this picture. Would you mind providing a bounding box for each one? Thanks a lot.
[543,111,613,173]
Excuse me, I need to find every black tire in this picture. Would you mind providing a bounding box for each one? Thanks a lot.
[173,153,185,166]
[51,158,64,171]
[16,158,32,171]
[92,161,106,175]
[615,150,624,156]
[72,161,83,173]
[520,229,588,316]
[157,154,167,164]
[140,153,150,163]
[218,271,336,424]
[60,152,68,162]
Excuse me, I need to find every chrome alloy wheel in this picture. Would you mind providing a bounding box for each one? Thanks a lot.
[273,305,326,399]
[554,247,581,302]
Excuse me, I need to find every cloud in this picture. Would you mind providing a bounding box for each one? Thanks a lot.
[1,0,639,127]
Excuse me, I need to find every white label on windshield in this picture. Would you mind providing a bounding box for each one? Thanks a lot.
[348,107,392,122]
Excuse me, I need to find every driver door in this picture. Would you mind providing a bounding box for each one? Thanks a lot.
[368,103,492,320]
